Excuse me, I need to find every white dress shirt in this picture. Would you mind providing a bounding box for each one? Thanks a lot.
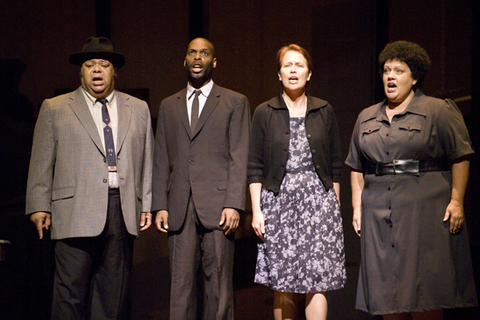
[82,88,119,188]
[186,80,214,125]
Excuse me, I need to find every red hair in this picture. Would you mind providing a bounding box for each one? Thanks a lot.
[276,44,313,72]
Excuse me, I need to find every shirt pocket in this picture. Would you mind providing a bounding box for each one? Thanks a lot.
[361,124,381,136]
[398,123,422,140]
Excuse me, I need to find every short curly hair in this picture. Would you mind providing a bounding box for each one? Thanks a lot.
[378,41,431,83]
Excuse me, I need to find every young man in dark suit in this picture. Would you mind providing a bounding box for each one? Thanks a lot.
[153,38,250,320]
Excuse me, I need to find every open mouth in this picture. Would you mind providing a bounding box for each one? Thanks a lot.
[92,76,104,85]
[387,83,396,92]
[192,63,203,73]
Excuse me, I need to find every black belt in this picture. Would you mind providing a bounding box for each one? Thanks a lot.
[365,158,449,176]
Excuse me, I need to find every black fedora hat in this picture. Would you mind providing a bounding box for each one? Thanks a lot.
[69,37,125,68]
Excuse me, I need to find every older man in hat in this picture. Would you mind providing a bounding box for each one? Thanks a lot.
[26,37,153,319]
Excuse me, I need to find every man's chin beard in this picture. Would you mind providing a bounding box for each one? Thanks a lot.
[187,70,212,86]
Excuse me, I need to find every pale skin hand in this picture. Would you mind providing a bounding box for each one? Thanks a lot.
[351,170,364,237]
[155,210,169,233]
[443,157,470,234]
[220,208,240,235]
[30,211,51,239]
[249,182,265,241]
[139,212,152,232]
[333,182,341,206]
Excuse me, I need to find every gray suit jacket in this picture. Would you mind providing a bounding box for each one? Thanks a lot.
[152,84,250,231]
[26,86,153,239]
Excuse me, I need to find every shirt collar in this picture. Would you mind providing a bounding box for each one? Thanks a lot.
[362,89,428,124]
[268,93,324,112]
[187,80,214,100]
[82,88,116,108]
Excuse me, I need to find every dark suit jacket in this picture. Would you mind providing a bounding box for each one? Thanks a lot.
[152,83,250,232]
[26,87,153,239]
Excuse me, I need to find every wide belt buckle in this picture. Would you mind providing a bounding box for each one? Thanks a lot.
[393,159,419,176]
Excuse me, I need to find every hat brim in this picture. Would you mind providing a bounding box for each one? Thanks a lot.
[69,51,125,68]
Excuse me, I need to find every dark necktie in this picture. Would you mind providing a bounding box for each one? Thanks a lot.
[190,90,202,131]
[96,98,116,171]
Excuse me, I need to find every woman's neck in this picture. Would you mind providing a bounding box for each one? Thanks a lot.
[283,91,307,117]
[386,89,415,122]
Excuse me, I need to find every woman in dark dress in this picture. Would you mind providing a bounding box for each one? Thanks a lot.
[346,41,478,320]
[248,44,346,320]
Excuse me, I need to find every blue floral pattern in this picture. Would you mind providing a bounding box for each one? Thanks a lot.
[255,117,346,293]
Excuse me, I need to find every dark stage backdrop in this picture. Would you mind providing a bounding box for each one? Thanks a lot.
[0,0,478,319]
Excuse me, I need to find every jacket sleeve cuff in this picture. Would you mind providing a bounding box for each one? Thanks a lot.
[247,175,263,185]
[332,174,341,183]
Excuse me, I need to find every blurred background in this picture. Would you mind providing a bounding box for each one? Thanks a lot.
[1,0,479,319]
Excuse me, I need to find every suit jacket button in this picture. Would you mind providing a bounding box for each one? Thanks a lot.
[103,158,106,163]
[103,179,107,183]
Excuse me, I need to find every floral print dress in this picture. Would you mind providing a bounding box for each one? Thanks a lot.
[255,117,346,293]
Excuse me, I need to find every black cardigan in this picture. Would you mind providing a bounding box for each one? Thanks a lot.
[247,94,341,195]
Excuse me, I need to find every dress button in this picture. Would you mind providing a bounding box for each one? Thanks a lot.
[103,179,107,183]
[386,151,389,155]
[311,149,316,154]
[388,187,391,191]
[389,206,391,210]
[307,134,311,139]
[391,244,395,248]
[189,159,193,164]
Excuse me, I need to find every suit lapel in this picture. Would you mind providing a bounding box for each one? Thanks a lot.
[176,88,192,139]
[116,92,132,154]
[192,84,220,137]
[69,87,105,156]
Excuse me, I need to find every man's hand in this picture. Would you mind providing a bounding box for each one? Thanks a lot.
[219,208,240,235]
[30,211,51,239]
[140,212,152,232]
[155,210,169,233]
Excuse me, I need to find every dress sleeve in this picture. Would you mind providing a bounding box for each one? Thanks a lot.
[345,112,364,171]
[437,99,474,161]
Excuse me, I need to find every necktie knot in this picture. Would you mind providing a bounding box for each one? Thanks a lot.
[96,98,108,106]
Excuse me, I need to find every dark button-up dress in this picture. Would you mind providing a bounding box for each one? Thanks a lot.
[345,89,477,314]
